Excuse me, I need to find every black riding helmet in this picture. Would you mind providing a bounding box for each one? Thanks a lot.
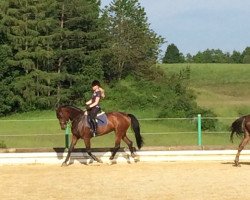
[91,80,101,87]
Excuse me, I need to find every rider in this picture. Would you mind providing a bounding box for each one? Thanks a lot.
[85,80,105,136]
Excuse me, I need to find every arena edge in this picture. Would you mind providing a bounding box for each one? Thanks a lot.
[1,150,250,165]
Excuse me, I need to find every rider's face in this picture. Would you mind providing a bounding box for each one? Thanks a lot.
[92,85,98,91]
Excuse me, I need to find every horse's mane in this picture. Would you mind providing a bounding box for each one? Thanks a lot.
[58,105,84,113]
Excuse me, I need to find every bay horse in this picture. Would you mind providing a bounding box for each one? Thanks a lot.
[230,115,250,166]
[56,105,144,166]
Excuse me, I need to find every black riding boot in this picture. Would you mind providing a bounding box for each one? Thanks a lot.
[90,119,98,137]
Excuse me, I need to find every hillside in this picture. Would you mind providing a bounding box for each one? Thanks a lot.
[161,63,250,117]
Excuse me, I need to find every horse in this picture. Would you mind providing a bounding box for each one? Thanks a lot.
[56,105,144,166]
[230,115,250,167]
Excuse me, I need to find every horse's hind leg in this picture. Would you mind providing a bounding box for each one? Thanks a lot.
[110,136,121,160]
[122,135,136,158]
[234,133,250,167]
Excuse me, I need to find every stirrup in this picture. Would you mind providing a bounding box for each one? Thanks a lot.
[90,129,97,137]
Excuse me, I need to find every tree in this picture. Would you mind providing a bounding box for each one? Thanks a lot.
[0,45,16,115]
[193,51,203,63]
[192,49,231,63]
[53,0,104,104]
[0,0,105,113]
[185,53,193,63]
[243,55,250,63]
[162,43,183,63]
[231,50,242,63]
[102,0,163,81]
[242,47,250,63]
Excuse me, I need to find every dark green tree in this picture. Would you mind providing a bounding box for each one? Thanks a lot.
[162,43,183,63]
[53,0,104,104]
[0,0,105,113]
[0,45,16,115]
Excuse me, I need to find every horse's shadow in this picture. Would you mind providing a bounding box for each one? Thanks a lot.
[107,148,140,165]
[221,161,250,167]
[53,147,140,165]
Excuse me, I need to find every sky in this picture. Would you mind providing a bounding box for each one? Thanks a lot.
[101,0,250,56]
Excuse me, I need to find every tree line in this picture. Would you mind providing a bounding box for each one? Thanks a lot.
[0,0,163,115]
[163,43,250,64]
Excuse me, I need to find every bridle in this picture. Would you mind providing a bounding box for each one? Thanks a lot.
[57,106,86,129]
[57,110,70,129]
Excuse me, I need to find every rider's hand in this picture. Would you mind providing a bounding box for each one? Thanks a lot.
[85,105,91,110]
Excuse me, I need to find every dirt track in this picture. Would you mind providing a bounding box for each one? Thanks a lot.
[1,161,250,200]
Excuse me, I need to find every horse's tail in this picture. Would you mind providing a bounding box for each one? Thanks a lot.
[128,114,144,149]
[230,116,245,143]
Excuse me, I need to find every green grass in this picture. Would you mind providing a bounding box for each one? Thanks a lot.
[161,63,250,117]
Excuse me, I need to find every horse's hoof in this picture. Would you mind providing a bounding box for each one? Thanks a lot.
[134,157,140,162]
[234,161,241,167]
[61,162,68,167]
[96,158,103,163]
[131,153,136,158]
[109,156,114,160]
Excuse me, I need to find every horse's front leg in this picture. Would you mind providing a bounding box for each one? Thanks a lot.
[84,138,102,163]
[62,135,78,166]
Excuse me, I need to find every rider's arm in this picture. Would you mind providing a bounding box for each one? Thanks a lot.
[85,99,92,105]
[89,96,100,108]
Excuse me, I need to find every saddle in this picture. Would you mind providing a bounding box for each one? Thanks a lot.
[84,111,108,128]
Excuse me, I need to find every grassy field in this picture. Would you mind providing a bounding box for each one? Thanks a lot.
[161,63,250,117]
[1,63,249,148]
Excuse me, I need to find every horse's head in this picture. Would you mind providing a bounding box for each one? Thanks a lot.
[56,106,70,130]
[56,105,84,130]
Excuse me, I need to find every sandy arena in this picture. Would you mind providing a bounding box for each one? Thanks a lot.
[1,161,250,200]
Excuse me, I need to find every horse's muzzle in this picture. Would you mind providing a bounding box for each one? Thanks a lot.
[60,122,67,130]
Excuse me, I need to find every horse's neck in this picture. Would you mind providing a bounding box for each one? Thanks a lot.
[67,108,82,121]
[72,113,87,128]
